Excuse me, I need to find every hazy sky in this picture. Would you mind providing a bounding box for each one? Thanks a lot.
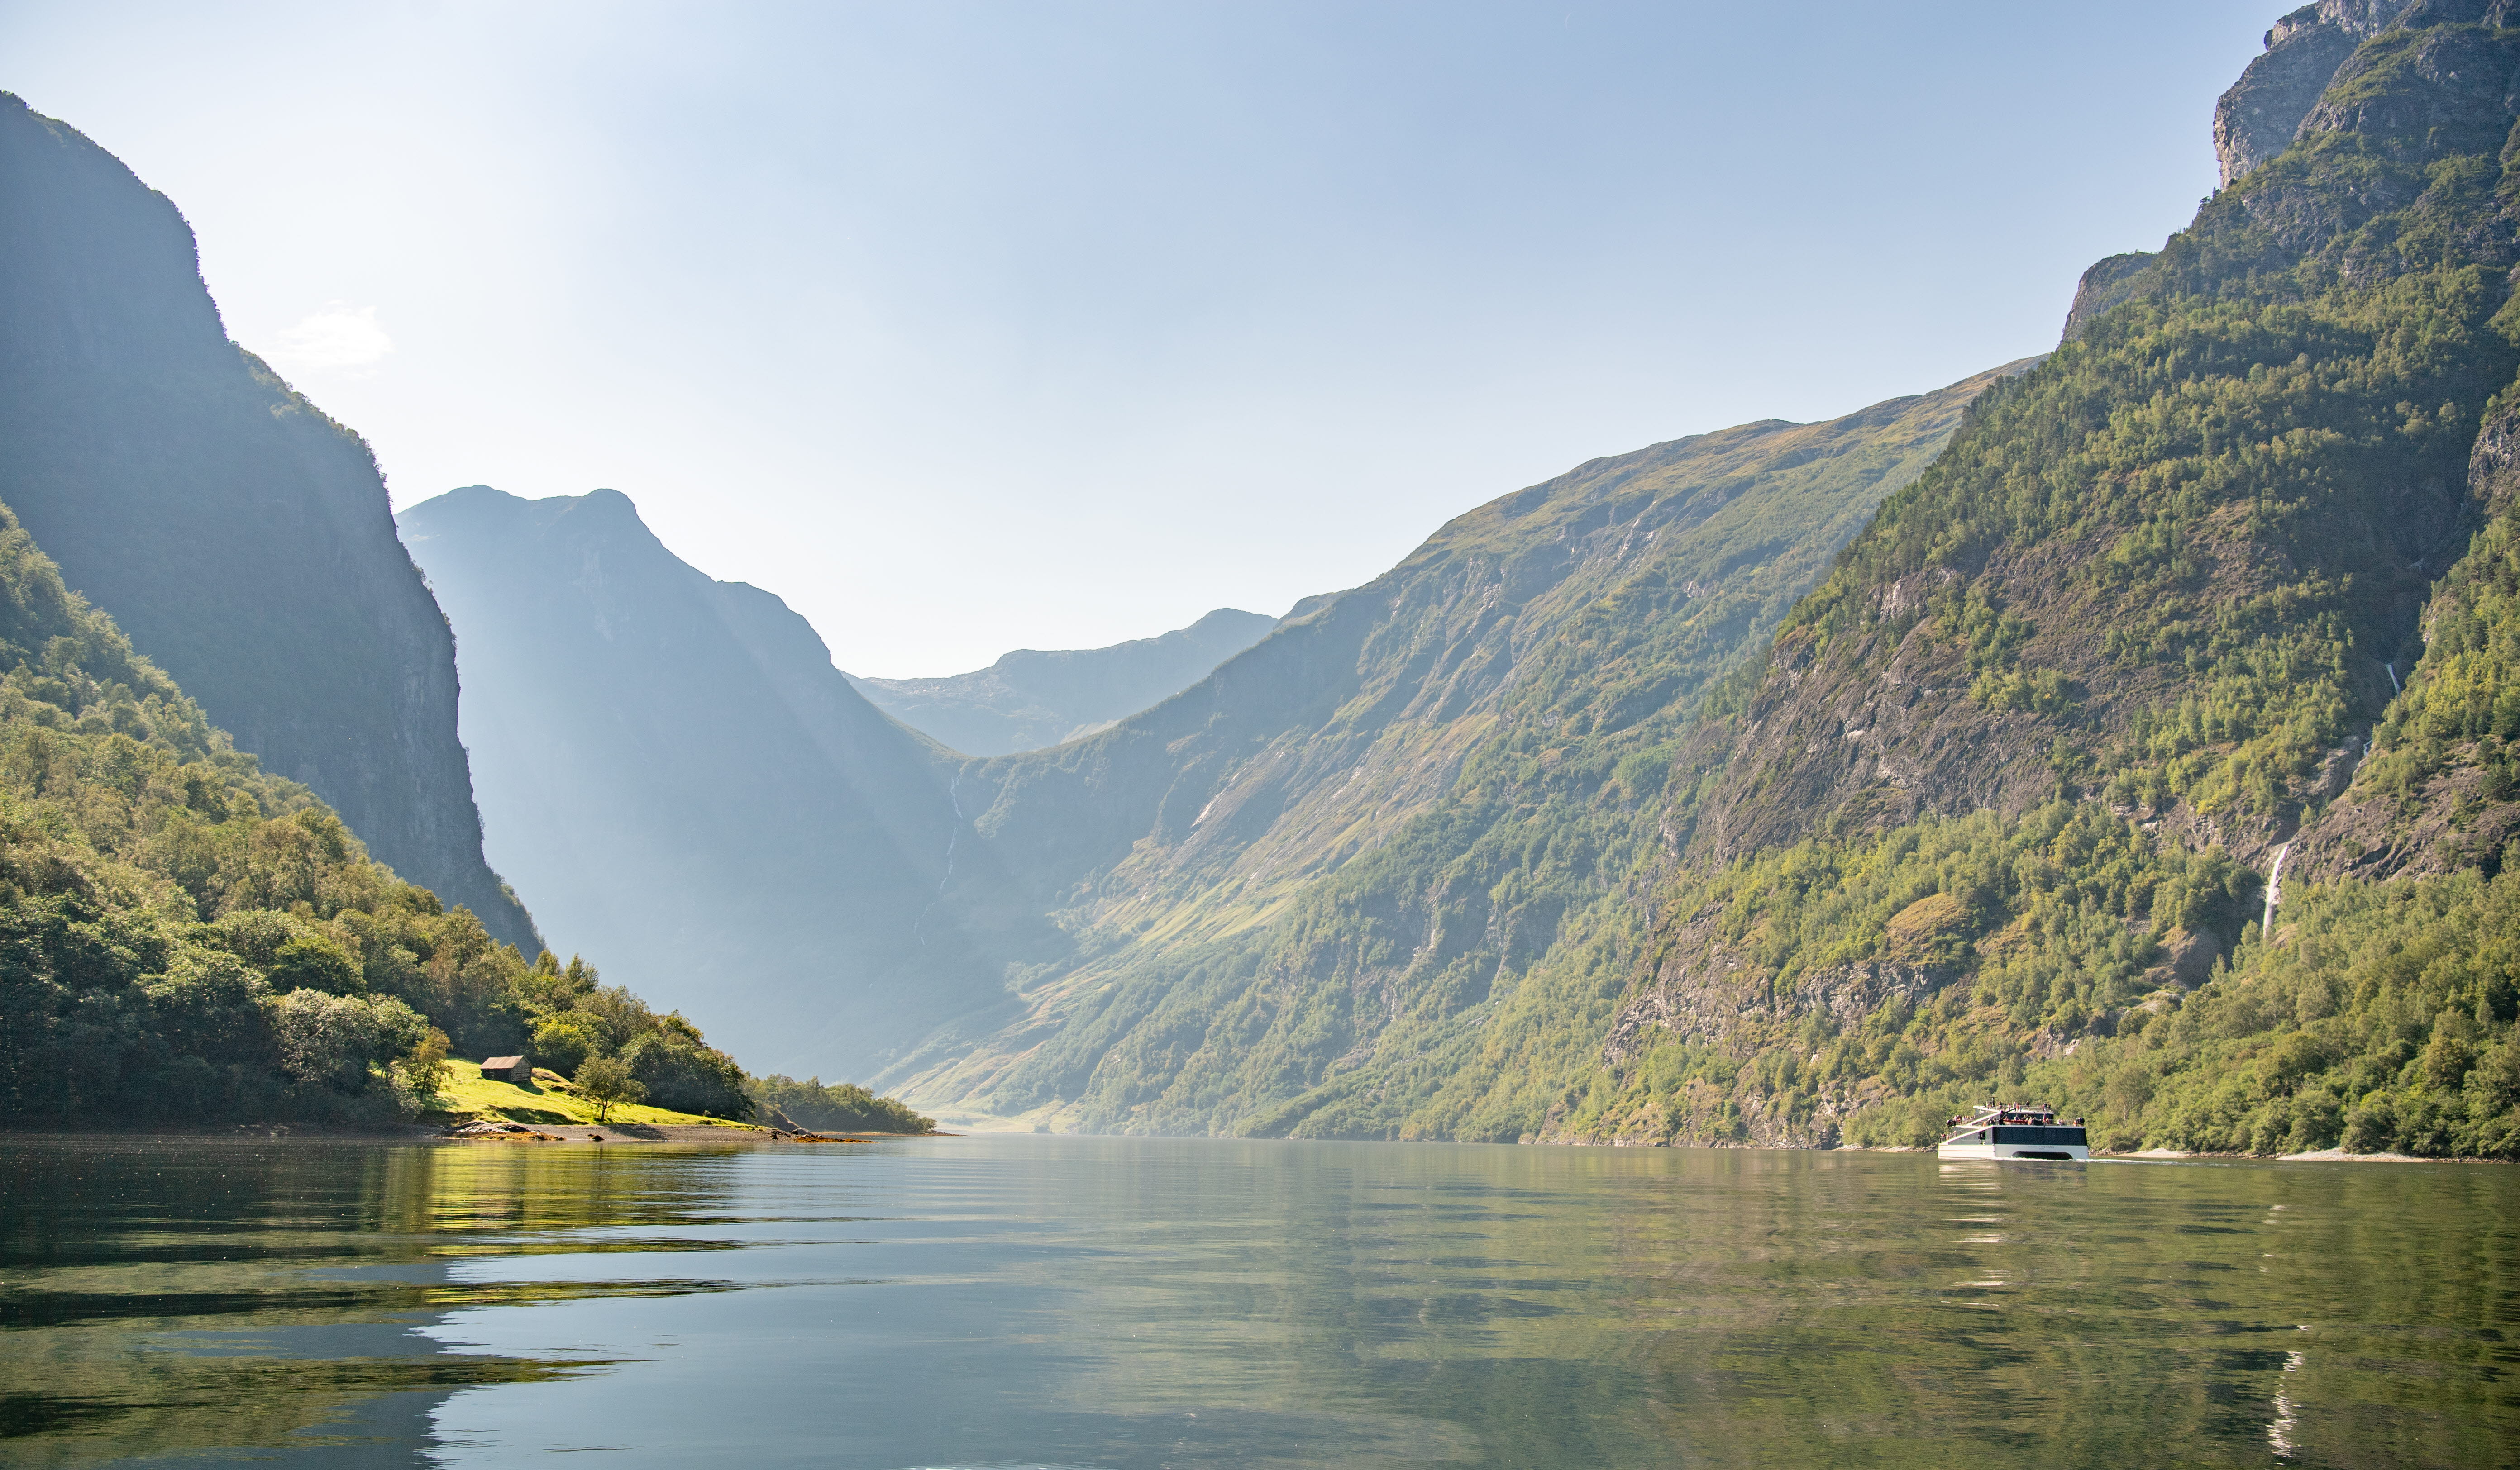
[2,1,2272,676]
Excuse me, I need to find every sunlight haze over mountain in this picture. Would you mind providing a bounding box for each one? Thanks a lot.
[0,0,2268,674]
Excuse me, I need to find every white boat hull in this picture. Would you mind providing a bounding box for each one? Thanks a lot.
[1939,1107,2089,1161]
[1936,1140,2090,1161]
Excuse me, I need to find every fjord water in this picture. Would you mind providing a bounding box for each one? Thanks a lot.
[3,1137,2513,1468]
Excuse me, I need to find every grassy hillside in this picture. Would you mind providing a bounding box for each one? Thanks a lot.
[900,364,2029,1130]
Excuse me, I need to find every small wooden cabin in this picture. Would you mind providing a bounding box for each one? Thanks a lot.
[480,1055,532,1084]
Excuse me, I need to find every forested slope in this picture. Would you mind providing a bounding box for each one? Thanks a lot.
[0,496,750,1123]
[890,1,2520,1161]
[1549,4,2520,1157]
[900,366,2028,1125]
[0,93,535,954]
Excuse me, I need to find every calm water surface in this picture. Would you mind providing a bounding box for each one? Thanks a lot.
[1,1135,2513,1468]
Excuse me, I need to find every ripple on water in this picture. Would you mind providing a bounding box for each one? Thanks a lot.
[0,1135,2513,1469]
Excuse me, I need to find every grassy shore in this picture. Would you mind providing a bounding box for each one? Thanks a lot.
[427,1060,763,1132]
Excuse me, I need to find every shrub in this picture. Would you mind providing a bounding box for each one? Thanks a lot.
[575,1055,643,1123]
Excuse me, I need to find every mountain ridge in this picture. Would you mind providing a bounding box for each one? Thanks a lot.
[849,609,1279,756]
[398,485,1045,1080]
[0,90,537,953]
[888,362,2034,1128]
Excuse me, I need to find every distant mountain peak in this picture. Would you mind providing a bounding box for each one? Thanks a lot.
[398,482,1040,1080]
[850,608,1280,756]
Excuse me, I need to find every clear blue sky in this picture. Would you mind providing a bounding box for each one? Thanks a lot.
[1,1,2274,676]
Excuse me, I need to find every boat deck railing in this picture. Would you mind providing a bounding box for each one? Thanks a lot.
[1942,1103,2088,1140]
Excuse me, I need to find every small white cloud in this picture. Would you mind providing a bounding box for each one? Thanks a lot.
[266,302,394,374]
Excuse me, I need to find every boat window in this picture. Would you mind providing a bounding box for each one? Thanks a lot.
[1990,1126,2087,1145]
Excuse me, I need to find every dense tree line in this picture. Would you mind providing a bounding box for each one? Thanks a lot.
[1562,802,2519,1157]
[522,954,750,1119]
[749,1074,935,1133]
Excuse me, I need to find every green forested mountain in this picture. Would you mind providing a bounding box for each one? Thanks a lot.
[872,0,2520,1160]
[0,92,537,955]
[1538,1,2520,1157]
[0,495,749,1123]
[896,365,2028,1126]
[848,608,1279,756]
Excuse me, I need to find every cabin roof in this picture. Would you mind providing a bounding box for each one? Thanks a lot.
[482,1055,527,1070]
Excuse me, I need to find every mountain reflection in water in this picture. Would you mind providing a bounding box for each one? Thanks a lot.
[1,1136,2513,1468]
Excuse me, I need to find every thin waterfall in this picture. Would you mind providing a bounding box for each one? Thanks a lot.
[912,770,965,946]
[2385,661,2400,693]
[2262,841,2291,935]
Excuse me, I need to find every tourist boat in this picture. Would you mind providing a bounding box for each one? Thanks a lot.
[1936,1103,2089,1161]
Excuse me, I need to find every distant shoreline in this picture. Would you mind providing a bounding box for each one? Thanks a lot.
[0,1123,937,1145]
[0,1128,2497,1161]
[2124,1146,2498,1165]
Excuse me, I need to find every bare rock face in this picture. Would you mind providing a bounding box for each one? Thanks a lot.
[2215,7,2364,187]
[2059,252,2157,344]
[2205,0,2518,188]
[2226,20,2520,281]
[2296,20,2520,152]
[1598,918,1755,1066]
[1581,914,1945,1147]
[2470,380,2520,519]
[1600,915,1943,1066]
[2159,926,2225,988]
[2288,761,2520,884]
[2289,394,2520,887]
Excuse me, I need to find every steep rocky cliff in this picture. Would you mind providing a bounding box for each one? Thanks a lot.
[849,608,1279,756]
[0,93,536,953]
[398,487,1048,1079]
[2058,252,2157,343]
[2288,385,2520,880]
[2210,1,2502,186]
[2215,5,2367,186]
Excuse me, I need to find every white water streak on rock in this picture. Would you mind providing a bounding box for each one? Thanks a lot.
[913,771,964,946]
